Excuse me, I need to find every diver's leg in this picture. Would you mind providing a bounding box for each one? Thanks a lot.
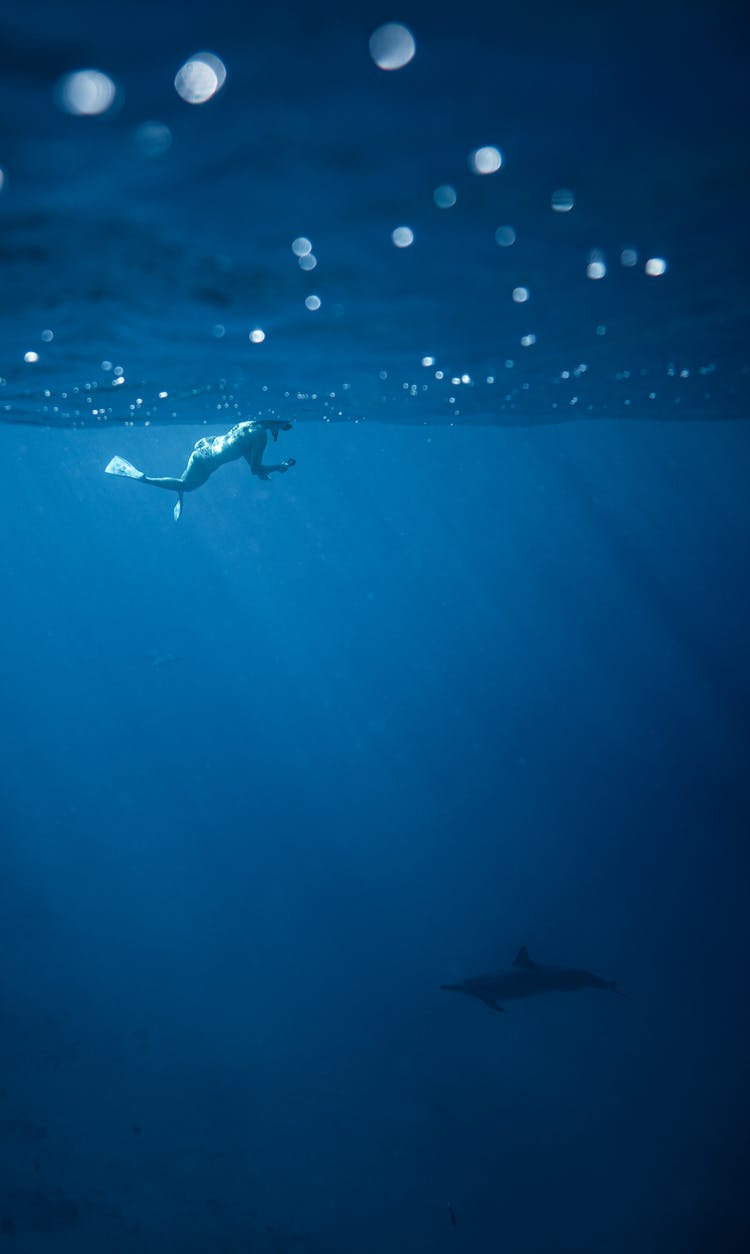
[141,475,186,491]
[141,449,211,493]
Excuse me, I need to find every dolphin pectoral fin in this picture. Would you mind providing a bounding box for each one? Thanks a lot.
[513,945,534,969]
[479,997,504,1013]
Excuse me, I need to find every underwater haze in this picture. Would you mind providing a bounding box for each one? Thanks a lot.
[1,1,749,1251]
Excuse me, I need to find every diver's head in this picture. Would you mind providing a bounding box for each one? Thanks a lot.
[261,419,292,441]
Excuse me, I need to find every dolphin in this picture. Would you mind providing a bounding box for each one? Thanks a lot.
[441,945,623,1012]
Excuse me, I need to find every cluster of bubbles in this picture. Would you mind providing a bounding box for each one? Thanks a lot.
[288,238,322,319]
[53,53,229,117]
[49,52,227,174]
[11,20,675,377]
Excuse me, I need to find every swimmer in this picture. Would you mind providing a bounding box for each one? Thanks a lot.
[105,419,295,520]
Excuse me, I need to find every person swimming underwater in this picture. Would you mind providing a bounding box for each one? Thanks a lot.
[105,419,295,520]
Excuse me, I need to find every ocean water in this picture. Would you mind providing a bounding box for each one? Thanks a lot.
[1,2,748,1251]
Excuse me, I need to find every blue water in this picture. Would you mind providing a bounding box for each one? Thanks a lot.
[1,3,749,1251]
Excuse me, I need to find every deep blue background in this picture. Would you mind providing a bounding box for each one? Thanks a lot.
[1,3,749,1251]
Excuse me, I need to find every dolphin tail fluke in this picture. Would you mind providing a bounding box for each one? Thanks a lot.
[105,455,145,480]
[605,980,626,997]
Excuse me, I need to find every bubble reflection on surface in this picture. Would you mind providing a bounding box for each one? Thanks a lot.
[56,69,117,116]
[469,146,503,174]
[551,188,575,212]
[134,122,172,157]
[369,24,416,71]
[392,226,414,248]
[645,257,668,276]
[175,53,226,104]
[433,185,457,208]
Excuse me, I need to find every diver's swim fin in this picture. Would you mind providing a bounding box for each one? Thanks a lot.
[173,494,183,522]
[105,455,144,480]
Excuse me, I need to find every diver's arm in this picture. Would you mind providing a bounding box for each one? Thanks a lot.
[244,431,295,478]
[245,429,269,477]
[244,452,295,479]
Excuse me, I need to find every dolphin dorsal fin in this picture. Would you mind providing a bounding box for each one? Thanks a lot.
[513,945,534,968]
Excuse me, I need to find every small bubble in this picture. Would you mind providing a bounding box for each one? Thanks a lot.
[292,237,312,257]
[41,329,54,342]
[249,329,266,343]
[298,254,317,271]
[421,356,434,367]
[620,248,638,267]
[24,351,39,363]
[469,146,503,175]
[433,185,457,208]
[512,286,529,303]
[369,23,416,71]
[175,53,226,105]
[392,226,414,248]
[134,121,172,158]
[495,226,516,247]
[305,295,321,311]
[587,261,607,279]
[56,69,116,116]
[520,334,536,347]
[212,324,226,338]
[645,257,667,276]
[551,188,575,212]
